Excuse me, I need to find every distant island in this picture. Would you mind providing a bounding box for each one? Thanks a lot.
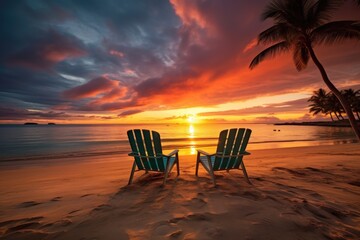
[274,121,359,127]
[23,122,57,125]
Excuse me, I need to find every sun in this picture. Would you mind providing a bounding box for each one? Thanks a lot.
[187,115,195,123]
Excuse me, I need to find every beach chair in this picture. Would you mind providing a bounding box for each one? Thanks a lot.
[195,128,252,186]
[127,129,180,185]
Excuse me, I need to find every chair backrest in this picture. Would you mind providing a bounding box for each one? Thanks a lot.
[127,129,166,172]
[213,128,252,171]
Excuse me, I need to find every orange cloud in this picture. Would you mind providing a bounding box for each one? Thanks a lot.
[243,38,258,53]
[63,76,120,99]
[170,0,208,28]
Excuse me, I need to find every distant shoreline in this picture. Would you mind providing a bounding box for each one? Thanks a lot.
[274,121,359,127]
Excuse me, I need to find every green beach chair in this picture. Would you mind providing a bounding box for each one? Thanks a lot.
[127,129,180,185]
[195,128,252,186]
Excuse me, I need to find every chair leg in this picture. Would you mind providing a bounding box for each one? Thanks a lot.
[128,162,137,185]
[169,156,177,174]
[163,157,171,185]
[176,153,180,176]
[241,161,252,185]
[195,152,200,176]
[210,171,216,187]
[163,172,168,185]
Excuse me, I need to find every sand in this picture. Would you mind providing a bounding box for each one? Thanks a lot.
[0,143,359,240]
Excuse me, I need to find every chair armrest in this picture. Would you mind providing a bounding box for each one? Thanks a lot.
[197,149,215,156]
[163,149,179,157]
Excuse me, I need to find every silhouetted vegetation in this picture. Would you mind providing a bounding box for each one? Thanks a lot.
[308,88,360,121]
[249,0,360,139]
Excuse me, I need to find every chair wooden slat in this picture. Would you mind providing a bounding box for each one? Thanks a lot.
[143,130,158,171]
[213,129,228,170]
[219,128,237,170]
[152,131,165,171]
[228,128,245,169]
[127,130,144,170]
[234,129,252,168]
[134,129,151,170]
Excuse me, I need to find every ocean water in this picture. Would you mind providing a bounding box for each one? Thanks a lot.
[0,123,357,161]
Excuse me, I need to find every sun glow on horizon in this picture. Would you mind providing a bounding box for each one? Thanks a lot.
[187,115,196,123]
[189,124,196,154]
[189,124,195,137]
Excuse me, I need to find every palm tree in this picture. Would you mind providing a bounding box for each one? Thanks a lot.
[343,89,360,120]
[328,92,344,120]
[354,90,360,120]
[308,88,333,120]
[249,0,360,140]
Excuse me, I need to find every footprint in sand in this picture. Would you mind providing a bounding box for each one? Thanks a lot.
[182,197,207,208]
[150,221,182,238]
[0,216,44,228]
[272,167,307,177]
[68,209,81,215]
[91,204,112,213]
[167,229,183,238]
[42,218,72,228]
[348,181,360,187]
[50,196,62,202]
[80,193,95,198]
[17,201,41,208]
[2,230,48,240]
[7,222,42,233]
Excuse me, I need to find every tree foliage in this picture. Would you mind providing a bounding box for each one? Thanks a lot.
[308,88,360,120]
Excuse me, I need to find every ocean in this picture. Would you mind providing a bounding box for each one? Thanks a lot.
[0,123,357,161]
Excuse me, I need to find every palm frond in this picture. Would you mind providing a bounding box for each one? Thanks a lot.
[249,41,290,69]
[258,23,297,45]
[293,41,309,71]
[311,21,360,45]
[261,0,308,28]
[306,0,343,27]
[261,0,286,21]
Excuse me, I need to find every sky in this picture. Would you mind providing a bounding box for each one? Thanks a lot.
[0,0,359,124]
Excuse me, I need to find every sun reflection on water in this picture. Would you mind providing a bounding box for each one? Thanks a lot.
[189,124,196,154]
[189,124,195,138]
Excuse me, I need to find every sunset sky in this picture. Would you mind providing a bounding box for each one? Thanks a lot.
[0,0,359,124]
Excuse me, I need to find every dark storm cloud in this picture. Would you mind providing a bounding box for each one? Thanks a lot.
[0,67,75,109]
[0,0,180,116]
[7,30,85,70]
[0,106,73,120]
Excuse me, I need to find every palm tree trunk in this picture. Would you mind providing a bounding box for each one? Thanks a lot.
[334,112,340,121]
[330,112,334,121]
[307,44,360,140]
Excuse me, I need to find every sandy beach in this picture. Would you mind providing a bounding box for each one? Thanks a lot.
[0,143,359,240]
